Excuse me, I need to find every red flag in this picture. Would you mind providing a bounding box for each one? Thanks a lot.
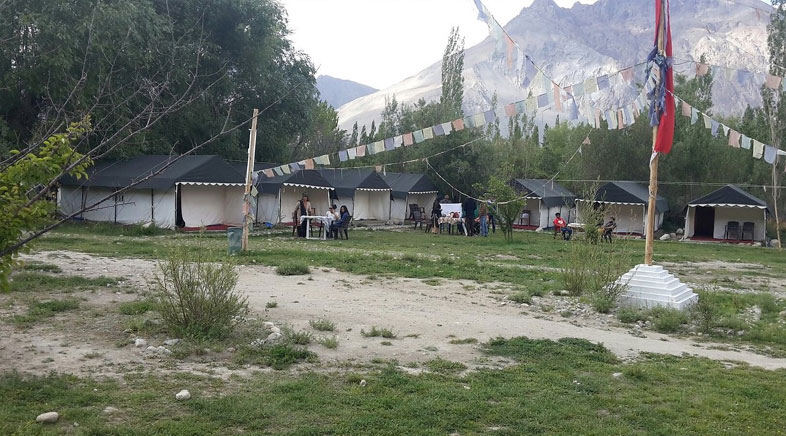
[653,0,674,154]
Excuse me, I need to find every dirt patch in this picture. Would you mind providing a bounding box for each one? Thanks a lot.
[662,261,786,295]
[2,251,785,379]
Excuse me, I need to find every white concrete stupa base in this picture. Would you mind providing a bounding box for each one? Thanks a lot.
[616,264,698,310]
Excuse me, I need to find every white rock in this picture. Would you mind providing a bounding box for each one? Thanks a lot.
[612,372,623,378]
[175,390,191,400]
[134,339,147,348]
[36,412,59,423]
[270,326,281,334]
[146,346,157,352]
[359,379,367,387]
[263,322,275,329]
[103,407,119,414]
[157,346,172,355]
[265,332,282,343]
[163,339,180,346]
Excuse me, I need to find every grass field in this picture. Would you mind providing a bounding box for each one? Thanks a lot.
[2,338,786,435]
[3,222,785,434]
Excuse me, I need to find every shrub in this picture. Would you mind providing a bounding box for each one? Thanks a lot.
[309,319,336,332]
[689,294,719,333]
[617,307,646,324]
[151,245,248,339]
[119,299,155,315]
[650,307,688,333]
[361,326,396,339]
[424,358,467,374]
[508,291,531,304]
[318,336,338,349]
[276,262,310,276]
[285,329,313,345]
[265,301,278,309]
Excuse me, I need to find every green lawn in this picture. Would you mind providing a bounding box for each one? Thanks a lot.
[2,338,785,435]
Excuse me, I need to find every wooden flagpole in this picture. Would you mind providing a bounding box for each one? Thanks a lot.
[644,0,666,266]
[242,108,259,252]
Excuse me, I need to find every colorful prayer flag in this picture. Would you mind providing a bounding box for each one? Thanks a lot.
[753,140,765,159]
[504,103,516,117]
[473,112,486,127]
[621,67,634,83]
[403,133,414,146]
[648,0,675,154]
[553,83,562,112]
[305,158,315,169]
[584,77,598,94]
[484,110,495,124]
[711,120,720,137]
[597,75,610,90]
[263,169,274,178]
[741,135,752,150]
[573,82,585,97]
[314,154,331,165]
[765,145,778,164]
[691,107,699,125]
[728,130,741,148]
[703,114,712,129]
[433,124,445,136]
[413,130,425,143]
[441,122,453,135]
[393,135,403,148]
[526,97,537,113]
[289,163,300,172]
[356,144,366,157]
[696,63,709,77]
[681,101,691,117]
[537,93,550,108]
[338,150,348,162]
[281,164,291,175]
[423,126,434,140]
[452,119,465,132]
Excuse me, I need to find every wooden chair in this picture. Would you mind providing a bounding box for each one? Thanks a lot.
[741,222,755,241]
[725,221,740,240]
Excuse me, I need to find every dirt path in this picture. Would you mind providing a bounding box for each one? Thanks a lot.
[2,250,785,379]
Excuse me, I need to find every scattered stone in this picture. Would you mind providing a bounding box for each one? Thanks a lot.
[263,322,275,329]
[558,290,570,296]
[463,385,471,390]
[227,347,236,353]
[36,412,59,423]
[359,379,367,387]
[157,346,172,355]
[612,372,623,378]
[163,339,180,346]
[265,332,282,343]
[270,326,281,334]
[175,390,191,400]
[103,407,119,414]
[659,234,671,241]
[134,339,147,348]
[146,346,157,352]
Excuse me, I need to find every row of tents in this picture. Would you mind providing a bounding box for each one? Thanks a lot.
[58,155,439,229]
[57,155,771,242]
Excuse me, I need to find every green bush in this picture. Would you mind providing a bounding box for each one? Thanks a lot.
[689,294,719,333]
[119,299,155,315]
[151,245,248,339]
[361,326,396,339]
[650,307,688,333]
[309,319,336,332]
[276,262,310,276]
[617,307,646,324]
[508,291,531,304]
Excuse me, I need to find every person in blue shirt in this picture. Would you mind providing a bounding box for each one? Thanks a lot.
[330,205,350,239]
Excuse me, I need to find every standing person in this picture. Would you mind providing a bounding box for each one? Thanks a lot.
[294,194,311,238]
[602,216,617,243]
[431,197,442,234]
[462,196,477,236]
[440,194,452,204]
[479,201,489,237]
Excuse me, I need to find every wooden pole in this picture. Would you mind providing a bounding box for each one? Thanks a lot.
[644,0,666,266]
[242,108,259,251]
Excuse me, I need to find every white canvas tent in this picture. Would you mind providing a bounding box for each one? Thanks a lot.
[256,170,334,224]
[511,179,576,229]
[576,181,669,235]
[684,184,768,241]
[58,155,245,229]
[380,172,439,221]
[318,169,391,220]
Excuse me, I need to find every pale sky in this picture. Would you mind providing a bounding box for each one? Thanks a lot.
[279,0,598,90]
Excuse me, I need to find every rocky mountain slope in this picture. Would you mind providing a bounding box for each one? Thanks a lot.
[317,75,378,109]
[338,0,771,131]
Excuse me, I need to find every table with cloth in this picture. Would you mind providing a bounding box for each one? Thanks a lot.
[300,215,333,240]
[438,216,468,236]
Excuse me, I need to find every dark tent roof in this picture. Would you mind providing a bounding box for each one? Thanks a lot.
[317,169,390,198]
[60,155,244,190]
[512,179,576,208]
[591,181,669,213]
[688,184,769,210]
[256,170,333,194]
[228,161,278,176]
[380,172,439,199]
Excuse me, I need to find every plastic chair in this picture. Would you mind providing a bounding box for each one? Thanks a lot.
[725,221,740,240]
[741,222,755,241]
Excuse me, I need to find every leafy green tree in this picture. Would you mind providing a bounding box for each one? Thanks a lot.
[348,122,359,147]
[0,120,92,290]
[440,26,465,120]
[291,101,346,160]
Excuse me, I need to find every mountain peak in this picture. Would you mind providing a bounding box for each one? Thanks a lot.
[525,0,560,13]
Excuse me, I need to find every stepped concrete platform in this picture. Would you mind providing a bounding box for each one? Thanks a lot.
[616,264,698,310]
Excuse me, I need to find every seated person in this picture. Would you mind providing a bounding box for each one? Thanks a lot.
[553,213,573,240]
[330,205,350,239]
[327,205,339,221]
[602,217,617,242]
